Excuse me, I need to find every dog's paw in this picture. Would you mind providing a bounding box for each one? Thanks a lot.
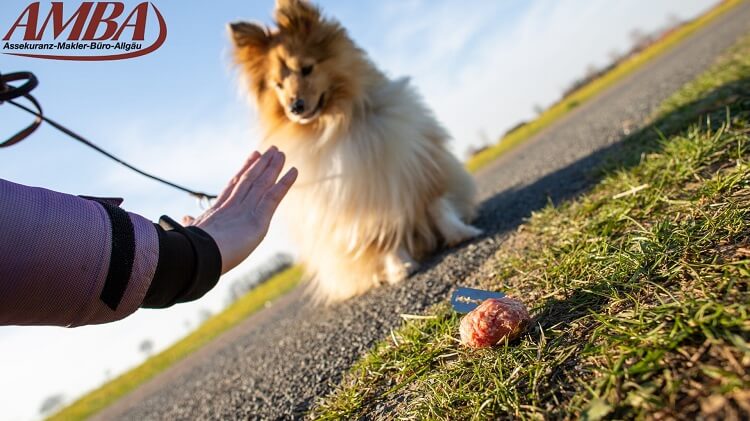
[402,259,420,276]
[385,261,420,285]
[444,224,483,246]
[383,252,420,284]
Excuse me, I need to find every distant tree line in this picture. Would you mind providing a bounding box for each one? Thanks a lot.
[39,393,65,416]
[225,253,294,304]
[560,17,685,101]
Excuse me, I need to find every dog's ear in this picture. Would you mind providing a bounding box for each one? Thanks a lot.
[228,21,270,51]
[274,0,320,33]
[229,22,271,97]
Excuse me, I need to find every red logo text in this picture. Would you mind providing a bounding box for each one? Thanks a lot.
[2,2,167,61]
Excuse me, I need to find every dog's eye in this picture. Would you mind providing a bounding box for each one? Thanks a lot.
[301,65,313,76]
[275,81,282,89]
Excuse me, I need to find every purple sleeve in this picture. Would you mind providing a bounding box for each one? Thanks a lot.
[0,178,159,327]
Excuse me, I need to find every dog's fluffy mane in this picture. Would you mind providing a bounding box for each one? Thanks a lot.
[231,0,479,302]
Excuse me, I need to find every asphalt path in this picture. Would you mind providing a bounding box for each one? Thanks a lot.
[93,5,750,419]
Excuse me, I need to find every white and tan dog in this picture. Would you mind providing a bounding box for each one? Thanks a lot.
[230,0,480,302]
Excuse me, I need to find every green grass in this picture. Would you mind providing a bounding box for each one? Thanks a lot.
[465,0,743,173]
[312,31,750,420]
[47,266,302,421]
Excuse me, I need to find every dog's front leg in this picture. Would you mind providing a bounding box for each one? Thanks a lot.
[430,197,482,246]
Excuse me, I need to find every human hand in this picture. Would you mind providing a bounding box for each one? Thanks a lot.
[184,147,297,274]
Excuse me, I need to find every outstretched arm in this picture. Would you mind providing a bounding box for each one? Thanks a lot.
[0,147,296,327]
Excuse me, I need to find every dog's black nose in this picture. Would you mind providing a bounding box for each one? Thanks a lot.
[290,99,305,115]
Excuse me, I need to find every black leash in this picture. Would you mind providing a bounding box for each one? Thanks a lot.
[0,71,217,200]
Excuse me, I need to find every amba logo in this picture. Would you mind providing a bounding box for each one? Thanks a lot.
[2,2,167,61]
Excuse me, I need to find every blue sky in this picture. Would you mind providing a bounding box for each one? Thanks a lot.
[0,1,719,419]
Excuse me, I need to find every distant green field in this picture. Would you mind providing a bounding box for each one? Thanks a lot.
[465,0,743,173]
[48,266,302,421]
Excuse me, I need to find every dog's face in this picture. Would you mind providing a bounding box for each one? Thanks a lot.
[230,0,356,126]
[267,42,330,124]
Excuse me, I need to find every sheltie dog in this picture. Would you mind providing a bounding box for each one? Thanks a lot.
[229,0,481,302]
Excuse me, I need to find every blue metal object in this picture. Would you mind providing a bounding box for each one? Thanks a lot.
[450,287,505,314]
